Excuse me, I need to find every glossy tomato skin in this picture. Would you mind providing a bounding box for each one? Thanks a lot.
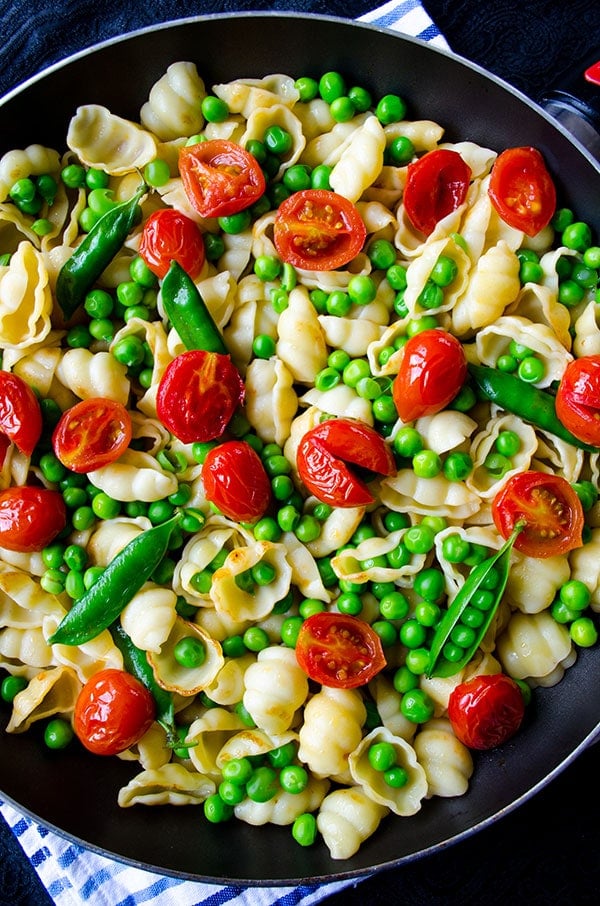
[179,139,266,218]
[0,371,42,457]
[296,612,386,689]
[296,418,396,507]
[0,486,66,552]
[392,328,467,422]
[273,189,366,271]
[448,673,525,750]
[139,208,206,279]
[488,146,556,236]
[492,470,584,558]
[555,356,600,447]
[202,439,271,523]
[52,397,132,474]
[73,669,155,756]
[156,350,244,444]
[403,148,471,236]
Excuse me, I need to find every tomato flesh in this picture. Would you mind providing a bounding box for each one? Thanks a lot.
[403,148,471,236]
[392,328,467,422]
[448,673,525,750]
[0,486,66,552]
[555,356,600,447]
[139,208,206,279]
[488,146,556,237]
[296,612,386,688]
[73,669,155,756]
[52,397,132,474]
[0,371,42,457]
[492,470,583,558]
[179,139,266,218]
[202,439,271,523]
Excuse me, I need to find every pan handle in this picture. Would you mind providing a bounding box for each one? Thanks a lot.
[538,53,600,160]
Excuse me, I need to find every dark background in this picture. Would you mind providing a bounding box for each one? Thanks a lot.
[1,1,599,904]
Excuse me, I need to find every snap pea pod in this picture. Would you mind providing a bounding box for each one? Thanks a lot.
[56,183,147,320]
[468,363,599,453]
[426,523,523,678]
[161,260,228,353]
[47,514,180,647]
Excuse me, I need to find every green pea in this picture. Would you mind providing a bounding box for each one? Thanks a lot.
[495,430,521,457]
[372,620,397,647]
[89,318,115,342]
[517,356,545,383]
[71,505,95,531]
[32,218,53,236]
[44,718,74,750]
[39,452,67,484]
[91,492,120,520]
[375,93,407,125]
[406,315,438,337]
[112,335,146,368]
[147,500,175,524]
[295,514,321,543]
[330,96,356,123]
[252,333,276,359]
[219,211,251,234]
[414,599,441,628]
[570,617,598,648]
[347,84,372,112]
[292,813,317,847]
[386,542,411,569]
[84,288,113,319]
[400,688,434,723]
[393,426,423,458]
[204,794,233,823]
[399,619,427,648]
[310,164,332,190]
[443,451,473,481]
[41,569,67,595]
[583,246,600,269]
[66,324,92,348]
[383,511,410,532]
[417,282,444,310]
[65,569,86,600]
[412,449,442,478]
[348,274,376,305]
[318,71,346,103]
[281,615,303,647]
[393,665,419,694]
[1,674,28,702]
[368,741,397,772]
[299,598,325,618]
[9,177,36,203]
[379,591,410,621]
[326,290,352,317]
[328,349,351,372]
[368,238,396,270]
[242,626,270,652]
[143,158,171,187]
[86,168,109,189]
[441,533,471,564]
[496,354,518,373]
[63,543,87,571]
[336,591,363,615]
[61,163,86,188]
[279,764,309,794]
[430,255,458,287]
[387,135,415,165]
[342,358,371,388]
[559,580,591,611]
[552,207,574,232]
[267,741,297,768]
[264,125,293,156]
[201,95,229,122]
[405,647,431,675]
[246,765,279,803]
[254,254,282,282]
[562,221,592,252]
[403,524,435,555]
[384,766,409,788]
[87,187,116,216]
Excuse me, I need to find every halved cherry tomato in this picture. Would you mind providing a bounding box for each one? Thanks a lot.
[179,139,266,218]
[403,148,472,236]
[139,208,205,279]
[0,371,42,457]
[392,328,467,422]
[273,189,366,271]
[202,439,271,523]
[156,350,244,444]
[448,673,525,750]
[295,612,386,689]
[492,470,584,558]
[0,486,66,552]
[73,669,155,756]
[52,398,132,474]
[296,418,396,507]
[555,356,600,447]
[488,146,556,237]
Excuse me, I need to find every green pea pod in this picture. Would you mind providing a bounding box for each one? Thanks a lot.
[56,183,147,320]
[468,363,599,453]
[426,523,523,678]
[161,260,228,353]
[47,514,180,647]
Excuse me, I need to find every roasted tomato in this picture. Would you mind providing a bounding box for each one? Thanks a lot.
[156,349,244,444]
[202,439,271,523]
[139,208,206,279]
[0,371,42,457]
[392,328,467,422]
[52,398,132,473]
[403,148,472,236]
[296,612,386,689]
[448,673,525,750]
[555,356,600,447]
[73,669,155,756]
[179,139,266,218]
[273,189,366,271]
[0,486,66,552]
[492,470,584,558]
[296,418,396,507]
[488,146,556,236]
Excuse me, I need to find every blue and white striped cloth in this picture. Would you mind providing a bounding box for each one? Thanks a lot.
[0,3,445,903]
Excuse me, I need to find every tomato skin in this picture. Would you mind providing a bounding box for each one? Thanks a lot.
[0,371,42,457]
[179,139,266,218]
[139,208,205,279]
[52,398,132,474]
[0,486,67,552]
[392,329,467,422]
[73,669,155,756]
[555,356,600,447]
[202,439,271,523]
[492,470,584,558]
[157,350,244,444]
[488,146,556,237]
[403,148,471,236]
[296,418,396,507]
[295,612,386,689]
[273,189,366,271]
[448,673,525,750]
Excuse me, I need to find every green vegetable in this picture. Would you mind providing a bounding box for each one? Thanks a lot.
[161,260,227,353]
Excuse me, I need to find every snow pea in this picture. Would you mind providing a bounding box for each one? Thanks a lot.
[161,260,228,353]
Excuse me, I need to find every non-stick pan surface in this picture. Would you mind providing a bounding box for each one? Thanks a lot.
[1,13,599,886]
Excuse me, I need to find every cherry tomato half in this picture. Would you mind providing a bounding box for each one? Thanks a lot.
[0,371,42,458]
[273,189,367,271]
[555,356,600,447]
[296,612,386,689]
[0,486,66,552]
[403,148,472,236]
[52,398,132,474]
[179,139,266,218]
[156,350,245,444]
[392,328,467,423]
[73,669,155,756]
[139,208,206,279]
[492,470,584,558]
[448,672,525,750]
[296,418,396,508]
[488,146,556,237]
[202,439,271,523]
